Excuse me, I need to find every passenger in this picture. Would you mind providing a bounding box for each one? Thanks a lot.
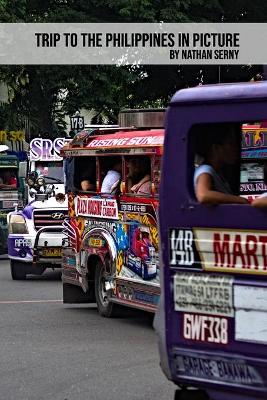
[101,157,122,194]
[80,158,96,191]
[80,176,95,191]
[194,126,248,205]
[0,170,17,189]
[127,157,151,195]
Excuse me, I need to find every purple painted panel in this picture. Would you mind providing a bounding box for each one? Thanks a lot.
[157,82,267,399]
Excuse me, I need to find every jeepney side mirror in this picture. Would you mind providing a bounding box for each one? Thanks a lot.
[19,161,27,178]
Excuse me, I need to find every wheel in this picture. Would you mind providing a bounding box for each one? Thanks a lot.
[95,259,117,317]
[10,260,27,280]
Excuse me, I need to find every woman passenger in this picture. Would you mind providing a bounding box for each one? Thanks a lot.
[194,125,248,205]
[127,157,151,195]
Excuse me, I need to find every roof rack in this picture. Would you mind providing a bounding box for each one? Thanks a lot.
[118,109,165,129]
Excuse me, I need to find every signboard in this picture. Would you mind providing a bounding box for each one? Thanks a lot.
[174,352,263,386]
[86,134,164,149]
[194,228,267,275]
[0,131,25,142]
[75,196,118,220]
[70,115,84,131]
[29,137,71,161]
[242,127,267,150]
[173,272,233,316]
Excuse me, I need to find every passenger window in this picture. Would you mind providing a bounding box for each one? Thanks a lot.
[0,169,18,189]
[190,122,242,205]
[152,156,161,195]
[240,123,267,201]
[99,156,122,195]
[74,157,96,192]
[125,156,152,196]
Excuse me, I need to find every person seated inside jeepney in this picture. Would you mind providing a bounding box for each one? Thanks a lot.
[127,157,151,195]
[101,157,122,194]
[0,170,17,190]
[80,173,96,191]
[79,157,96,191]
[194,124,248,205]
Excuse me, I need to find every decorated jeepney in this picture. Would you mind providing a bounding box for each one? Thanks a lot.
[61,110,163,315]
[156,82,267,400]
[7,137,70,279]
[0,130,28,255]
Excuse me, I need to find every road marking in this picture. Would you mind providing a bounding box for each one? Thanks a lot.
[0,299,62,304]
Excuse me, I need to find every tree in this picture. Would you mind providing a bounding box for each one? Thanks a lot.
[0,0,265,136]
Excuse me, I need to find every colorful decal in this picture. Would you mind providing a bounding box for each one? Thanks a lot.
[0,130,25,142]
[242,149,267,159]
[88,237,104,247]
[183,313,228,344]
[67,194,75,218]
[124,223,157,280]
[116,250,124,275]
[8,236,33,260]
[14,238,32,247]
[62,218,84,253]
[116,202,160,284]
[242,127,267,150]
[173,351,263,386]
[86,132,164,149]
[234,285,267,345]
[169,228,201,269]
[194,228,267,275]
[30,137,71,162]
[75,196,118,220]
[116,283,159,306]
[173,272,233,317]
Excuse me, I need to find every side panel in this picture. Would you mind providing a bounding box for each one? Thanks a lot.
[62,193,160,310]
[159,102,267,399]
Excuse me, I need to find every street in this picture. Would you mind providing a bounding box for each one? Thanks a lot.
[0,260,175,400]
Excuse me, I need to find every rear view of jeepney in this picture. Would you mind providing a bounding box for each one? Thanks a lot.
[0,153,26,255]
[156,82,267,400]
[7,137,69,279]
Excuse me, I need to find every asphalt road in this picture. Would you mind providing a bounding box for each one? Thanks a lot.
[0,260,175,400]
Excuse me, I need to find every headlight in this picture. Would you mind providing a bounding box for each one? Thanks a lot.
[8,214,28,234]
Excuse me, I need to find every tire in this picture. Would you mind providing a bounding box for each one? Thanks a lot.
[95,259,117,318]
[10,260,27,280]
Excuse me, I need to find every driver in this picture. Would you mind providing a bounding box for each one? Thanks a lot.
[0,170,17,189]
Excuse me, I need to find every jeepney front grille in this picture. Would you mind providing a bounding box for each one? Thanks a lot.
[33,209,68,231]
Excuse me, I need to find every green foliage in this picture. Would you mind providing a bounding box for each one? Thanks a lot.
[0,0,265,136]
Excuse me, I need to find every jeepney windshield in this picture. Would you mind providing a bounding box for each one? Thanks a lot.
[36,161,64,183]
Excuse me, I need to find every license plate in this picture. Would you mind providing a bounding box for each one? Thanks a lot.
[42,248,62,257]
[2,200,15,209]
[89,238,104,247]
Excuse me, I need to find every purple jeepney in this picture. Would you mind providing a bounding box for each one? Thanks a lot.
[156,82,267,400]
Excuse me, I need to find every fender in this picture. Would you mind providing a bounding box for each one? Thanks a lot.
[79,227,117,292]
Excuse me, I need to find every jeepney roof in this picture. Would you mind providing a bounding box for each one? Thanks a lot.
[61,129,164,156]
[171,81,267,105]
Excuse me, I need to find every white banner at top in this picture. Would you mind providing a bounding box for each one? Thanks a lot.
[0,23,265,65]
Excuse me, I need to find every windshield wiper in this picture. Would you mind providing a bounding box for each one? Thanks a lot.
[44,176,63,183]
